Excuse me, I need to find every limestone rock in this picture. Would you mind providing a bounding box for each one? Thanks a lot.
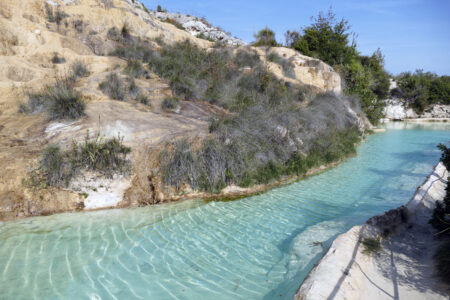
[150,11,246,46]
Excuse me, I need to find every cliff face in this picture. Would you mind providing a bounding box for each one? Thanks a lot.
[0,0,347,221]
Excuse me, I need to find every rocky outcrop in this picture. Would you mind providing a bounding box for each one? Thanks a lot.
[383,98,418,119]
[383,80,450,120]
[384,99,450,120]
[260,47,342,94]
[295,162,449,300]
[421,105,450,119]
[149,11,246,46]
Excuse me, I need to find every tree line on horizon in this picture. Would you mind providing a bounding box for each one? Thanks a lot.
[252,9,450,123]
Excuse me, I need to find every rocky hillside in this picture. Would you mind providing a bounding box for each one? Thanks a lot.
[149,10,246,46]
[384,80,450,120]
[0,0,363,221]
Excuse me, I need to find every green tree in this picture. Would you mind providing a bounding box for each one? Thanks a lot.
[395,70,450,113]
[291,8,357,66]
[286,9,391,124]
[253,27,278,47]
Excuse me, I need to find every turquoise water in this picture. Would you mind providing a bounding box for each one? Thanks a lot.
[1,122,449,300]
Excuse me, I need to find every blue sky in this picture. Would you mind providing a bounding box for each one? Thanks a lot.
[142,0,450,75]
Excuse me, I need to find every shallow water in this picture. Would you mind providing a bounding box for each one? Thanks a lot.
[1,122,449,300]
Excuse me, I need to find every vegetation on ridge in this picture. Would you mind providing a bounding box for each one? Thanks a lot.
[148,45,361,191]
[255,9,390,124]
[393,71,450,113]
[103,26,365,193]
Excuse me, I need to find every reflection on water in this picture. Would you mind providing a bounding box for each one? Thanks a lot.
[0,123,449,300]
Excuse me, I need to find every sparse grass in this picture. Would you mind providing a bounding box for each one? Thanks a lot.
[70,132,131,175]
[99,73,125,100]
[45,5,68,26]
[70,61,90,79]
[109,41,154,61]
[45,3,55,22]
[46,80,86,120]
[51,52,66,64]
[137,94,150,106]
[107,27,120,40]
[127,76,139,96]
[73,20,84,33]
[55,10,68,26]
[20,80,85,120]
[124,60,147,78]
[362,237,381,255]
[27,132,131,188]
[40,145,73,187]
[161,98,179,110]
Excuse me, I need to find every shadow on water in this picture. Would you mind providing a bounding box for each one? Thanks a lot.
[368,167,428,179]
[390,150,438,162]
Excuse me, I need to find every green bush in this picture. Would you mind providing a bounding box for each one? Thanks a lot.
[233,49,261,68]
[110,41,154,61]
[70,61,90,79]
[362,237,381,255]
[21,80,85,120]
[286,9,356,66]
[31,133,131,188]
[252,27,278,47]
[46,81,86,120]
[45,4,68,25]
[137,94,150,106]
[45,3,55,23]
[99,73,125,100]
[395,71,450,113]
[157,5,166,13]
[70,132,131,175]
[161,98,179,110]
[124,60,147,78]
[51,52,66,64]
[107,27,121,41]
[284,9,390,124]
[40,145,73,187]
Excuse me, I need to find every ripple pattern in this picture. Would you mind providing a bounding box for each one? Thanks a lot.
[1,122,449,300]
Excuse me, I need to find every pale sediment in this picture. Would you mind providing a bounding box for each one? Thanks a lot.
[295,162,449,300]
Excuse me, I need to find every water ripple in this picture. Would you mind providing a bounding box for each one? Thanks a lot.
[1,123,450,299]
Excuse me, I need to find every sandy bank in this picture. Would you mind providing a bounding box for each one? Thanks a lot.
[295,162,450,300]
